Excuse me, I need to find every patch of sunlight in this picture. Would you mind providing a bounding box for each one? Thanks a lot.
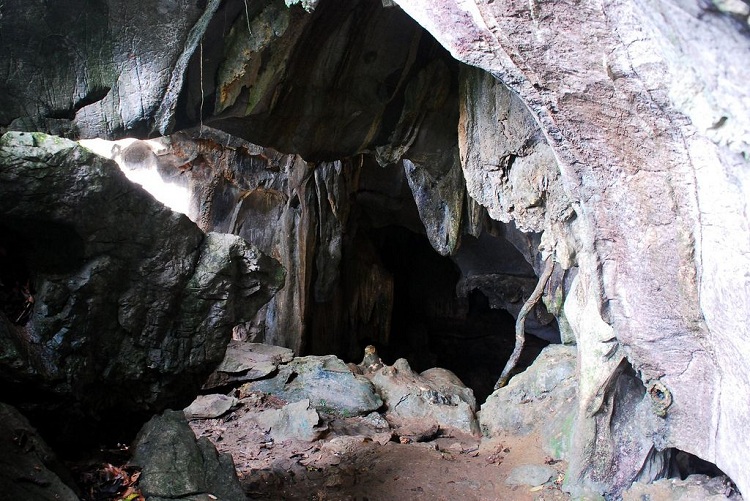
[79,137,190,216]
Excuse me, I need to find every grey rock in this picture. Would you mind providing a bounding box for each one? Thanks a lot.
[421,367,478,412]
[0,0,207,137]
[241,355,382,416]
[130,410,245,501]
[398,0,750,496]
[479,345,577,443]
[370,358,479,436]
[362,411,390,430]
[505,464,556,486]
[250,399,325,443]
[0,132,283,430]
[184,394,238,420]
[0,402,78,501]
[622,474,741,501]
[204,341,295,389]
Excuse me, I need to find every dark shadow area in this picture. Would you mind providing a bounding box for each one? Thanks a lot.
[669,449,730,479]
[353,224,552,404]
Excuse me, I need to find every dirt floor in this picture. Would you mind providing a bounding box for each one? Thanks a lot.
[189,392,571,501]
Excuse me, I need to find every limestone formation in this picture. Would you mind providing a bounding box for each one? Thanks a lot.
[1,0,749,498]
[240,355,383,417]
[0,132,283,435]
[394,0,750,496]
[479,345,577,460]
[369,358,480,436]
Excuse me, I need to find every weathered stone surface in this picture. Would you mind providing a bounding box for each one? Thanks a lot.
[394,0,750,496]
[622,474,741,501]
[0,132,283,432]
[458,64,571,234]
[0,402,78,501]
[420,367,477,413]
[505,464,556,487]
[250,398,326,442]
[3,0,750,497]
[131,410,245,501]
[0,0,215,138]
[479,345,577,444]
[203,341,295,389]
[241,355,383,416]
[370,358,479,436]
[184,394,238,420]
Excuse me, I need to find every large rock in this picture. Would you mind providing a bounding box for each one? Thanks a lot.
[622,475,741,501]
[0,132,283,433]
[240,355,383,416]
[130,410,245,501]
[479,345,577,460]
[0,402,78,501]
[250,398,326,443]
[370,358,479,436]
[203,341,295,389]
[395,0,750,496]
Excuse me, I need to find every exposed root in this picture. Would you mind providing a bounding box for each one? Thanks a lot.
[494,255,555,390]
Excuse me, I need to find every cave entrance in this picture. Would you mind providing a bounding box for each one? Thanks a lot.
[306,158,561,404]
[366,224,554,404]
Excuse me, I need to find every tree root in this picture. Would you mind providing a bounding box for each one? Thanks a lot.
[494,255,555,390]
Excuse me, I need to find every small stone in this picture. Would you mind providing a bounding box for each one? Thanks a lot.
[184,394,238,420]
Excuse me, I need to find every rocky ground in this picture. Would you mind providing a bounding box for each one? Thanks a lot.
[179,341,574,500]
[189,395,569,501]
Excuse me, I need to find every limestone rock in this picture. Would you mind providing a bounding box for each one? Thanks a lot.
[622,474,741,501]
[458,65,570,234]
[250,399,326,443]
[505,464,557,487]
[395,0,750,495]
[204,341,295,389]
[0,0,212,137]
[479,345,577,459]
[370,358,479,436]
[240,355,383,416]
[420,367,477,412]
[184,394,239,420]
[131,410,245,501]
[0,402,78,501]
[0,132,283,434]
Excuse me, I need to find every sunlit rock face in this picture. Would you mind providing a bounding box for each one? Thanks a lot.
[79,138,191,215]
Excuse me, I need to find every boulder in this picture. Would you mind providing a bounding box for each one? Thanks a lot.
[240,355,382,417]
[0,402,78,501]
[505,464,557,487]
[421,367,478,412]
[369,358,479,436]
[0,132,284,435]
[249,399,326,443]
[184,394,239,420]
[479,345,577,460]
[130,410,245,501]
[203,341,295,389]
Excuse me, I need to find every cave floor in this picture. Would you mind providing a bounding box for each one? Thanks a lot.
[189,401,570,501]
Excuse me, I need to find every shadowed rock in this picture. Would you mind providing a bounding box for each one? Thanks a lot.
[0,132,284,438]
[131,410,245,501]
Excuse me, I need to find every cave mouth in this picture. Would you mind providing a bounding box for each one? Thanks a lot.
[299,154,561,405]
[363,224,554,404]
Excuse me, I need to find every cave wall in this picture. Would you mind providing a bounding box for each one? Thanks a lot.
[2,0,749,497]
[393,0,750,496]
